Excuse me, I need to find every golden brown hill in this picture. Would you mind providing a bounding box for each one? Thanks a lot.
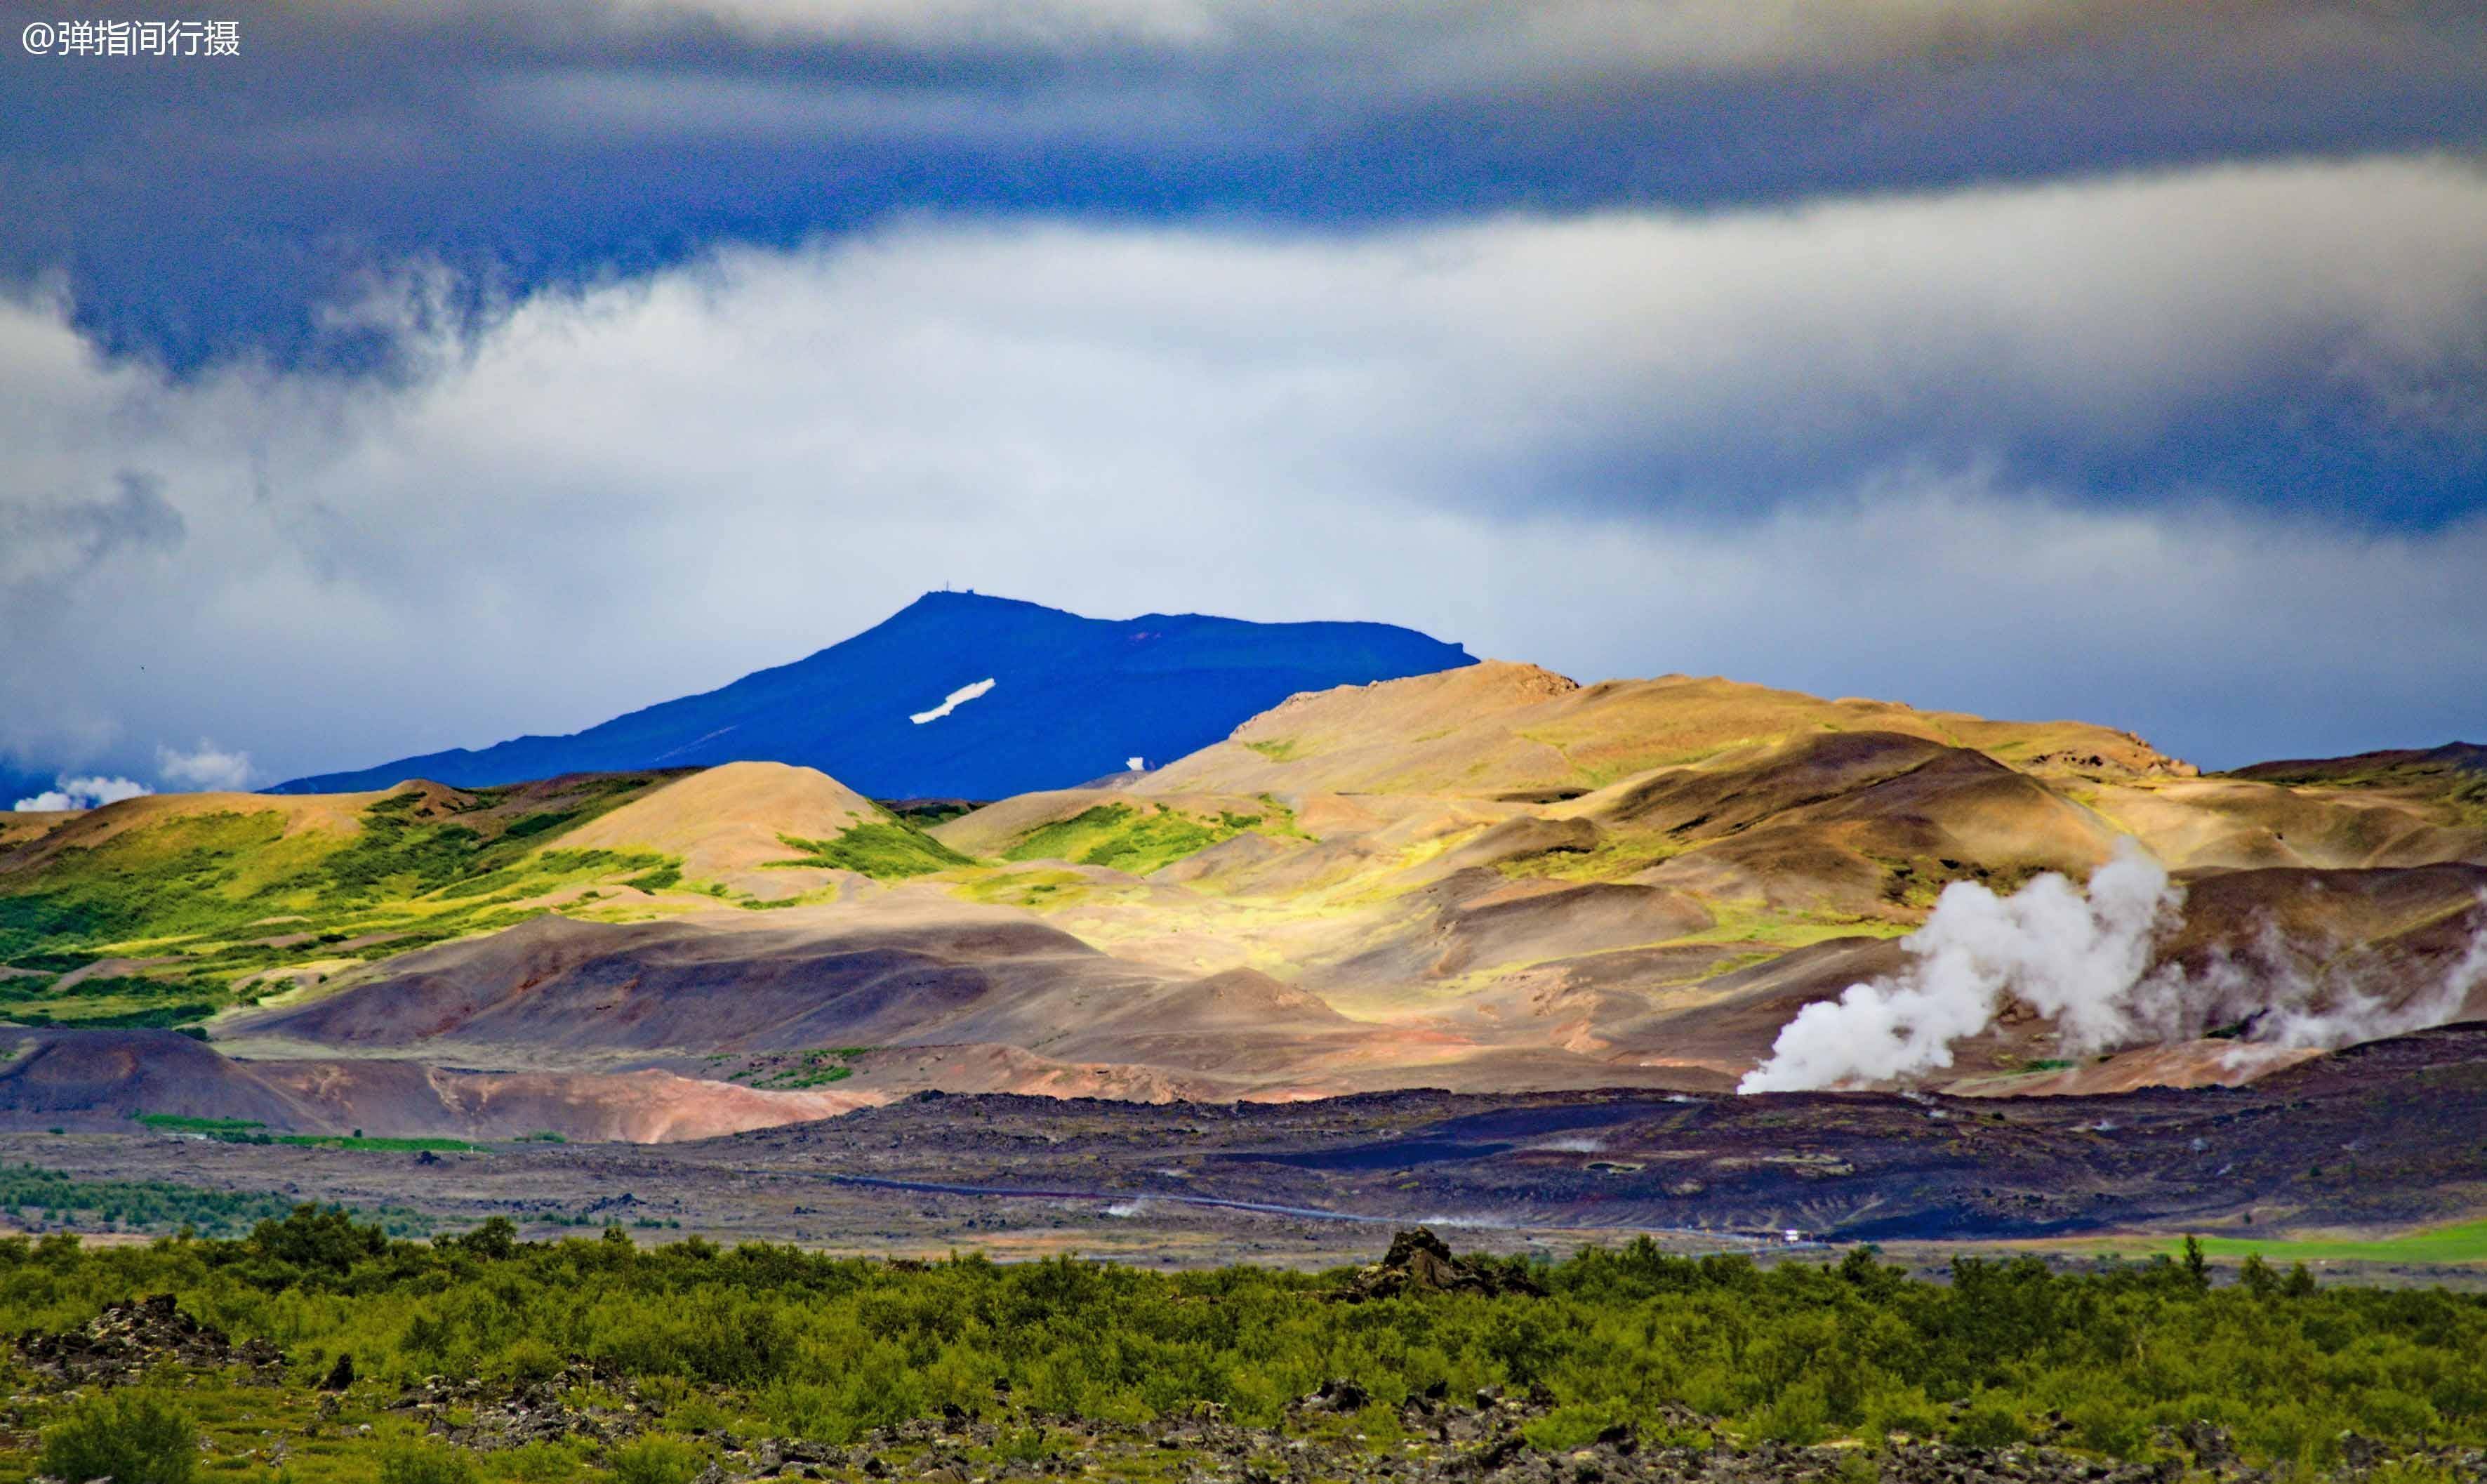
[2078,774,2487,870]
[1565,730,2124,913]
[556,760,882,899]
[2114,742,2487,868]
[220,903,1378,1078]
[1137,661,2194,798]
[927,786,1278,861]
[0,770,694,881]
[939,675,2486,1106]
[11,661,2487,1141]
[0,788,381,873]
[0,811,75,850]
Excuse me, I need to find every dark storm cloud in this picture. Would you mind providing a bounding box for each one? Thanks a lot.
[4,166,2483,787]
[4,2,2484,792]
[2,0,2483,381]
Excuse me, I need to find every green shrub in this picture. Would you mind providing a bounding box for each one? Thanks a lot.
[38,1391,197,1484]
[2066,1396,2147,1457]
[1750,1379,1833,1445]
[1,1228,2485,1471]
[606,1435,707,1484]
[1862,1386,1943,1443]
[377,1439,478,1484]
[992,1426,1065,1464]
[774,823,970,880]
[1000,804,1231,875]
[0,1162,425,1238]
[1523,1402,1629,1451]
[1947,1398,2027,1450]
[249,1203,389,1271]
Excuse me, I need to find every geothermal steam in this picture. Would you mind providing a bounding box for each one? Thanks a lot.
[1738,841,2487,1093]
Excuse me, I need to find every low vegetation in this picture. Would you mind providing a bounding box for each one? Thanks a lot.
[0,1164,432,1238]
[1671,899,1916,950]
[0,779,683,1030]
[947,867,1103,910]
[2231,752,2487,829]
[722,1047,870,1089]
[1,1214,2483,1484]
[134,1115,477,1155]
[1494,833,1683,883]
[2175,1221,2487,1268]
[37,1390,199,1484]
[1000,801,1296,875]
[879,800,980,828]
[771,822,971,880]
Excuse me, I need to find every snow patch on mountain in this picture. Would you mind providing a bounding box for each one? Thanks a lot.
[911,677,996,725]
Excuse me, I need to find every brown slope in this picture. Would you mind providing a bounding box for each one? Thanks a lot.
[0,1028,874,1141]
[248,1059,878,1141]
[1942,1041,2325,1098]
[1313,870,1715,991]
[1598,936,1914,1079]
[0,811,74,851]
[555,760,880,899]
[219,906,1374,1081]
[1139,661,2193,799]
[2231,741,2487,786]
[0,789,380,875]
[1588,731,2123,914]
[2081,776,2487,871]
[2156,864,2487,1033]
[2161,863,2487,960]
[0,1027,321,1128]
[223,909,1119,1061]
[927,788,1127,857]
[0,771,692,885]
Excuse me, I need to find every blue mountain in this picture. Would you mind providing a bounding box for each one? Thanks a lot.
[271,592,1475,800]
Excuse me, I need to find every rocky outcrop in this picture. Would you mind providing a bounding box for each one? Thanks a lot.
[1335,1227,1546,1301]
[13,1293,284,1386]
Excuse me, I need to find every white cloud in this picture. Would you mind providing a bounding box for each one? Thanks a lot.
[3,154,2486,787]
[156,738,255,792]
[13,776,154,812]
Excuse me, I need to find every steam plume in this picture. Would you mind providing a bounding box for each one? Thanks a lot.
[1739,840,2487,1093]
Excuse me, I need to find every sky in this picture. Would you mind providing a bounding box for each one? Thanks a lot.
[4,0,2486,802]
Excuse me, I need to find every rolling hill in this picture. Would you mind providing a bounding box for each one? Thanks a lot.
[272,592,1477,800]
[4,644,2484,1146]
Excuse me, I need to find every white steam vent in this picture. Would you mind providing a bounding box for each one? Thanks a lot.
[910,677,995,724]
[1739,839,2487,1093]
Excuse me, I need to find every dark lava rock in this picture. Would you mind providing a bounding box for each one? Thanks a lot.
[2177,1420,2236,1468]
[14,1292,284,1387]
[1296,1379,1370,1414]
[392,1361,650,1451]
[1337,1228,1547,1301]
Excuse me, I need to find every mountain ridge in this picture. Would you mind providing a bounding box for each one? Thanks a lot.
[8,626,2485,1144]
[272,592,1477,800]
